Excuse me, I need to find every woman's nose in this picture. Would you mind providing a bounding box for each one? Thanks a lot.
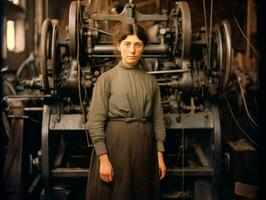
[129,44,135,53]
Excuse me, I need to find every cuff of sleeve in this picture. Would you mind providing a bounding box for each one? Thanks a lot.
[157,141,165,152]
[94,142,108,156]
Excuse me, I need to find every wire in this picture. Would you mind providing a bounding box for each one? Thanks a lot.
[77,0,92,147]
[207,0,213,72]
[201,0,213,73]
[231,87,259,135]
[225,97,258,148]
[202,0,208,37]
[181,111,185,197]
[7,115,41,123]
[237,77,259,127]
[231,8,260,59]
[86,26,114,36]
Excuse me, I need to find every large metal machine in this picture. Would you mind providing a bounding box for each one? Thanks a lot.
[2,0,232,199]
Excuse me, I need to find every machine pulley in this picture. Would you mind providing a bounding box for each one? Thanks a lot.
[208,20,232,94]
[169,1,192,58]
[40,19,61,95]
[69,1,82,58]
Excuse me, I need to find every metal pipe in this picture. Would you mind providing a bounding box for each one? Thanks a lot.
[147,69,188,75]
[24,107,44,111]
[3,95,51,99]
[91,55,166,58]
[92,44,168,54]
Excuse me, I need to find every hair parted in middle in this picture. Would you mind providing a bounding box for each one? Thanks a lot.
[114,23,149,46]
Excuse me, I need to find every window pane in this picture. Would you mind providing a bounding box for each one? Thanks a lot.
[8,0,20,5]
[7,20,15,51]
[13,0,20,5]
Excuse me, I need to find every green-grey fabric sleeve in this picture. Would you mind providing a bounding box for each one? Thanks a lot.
[88,74,109,156]
[152,79,166,152]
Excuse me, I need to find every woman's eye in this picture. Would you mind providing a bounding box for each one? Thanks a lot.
[135,43,143,48]
[123,43,130,47]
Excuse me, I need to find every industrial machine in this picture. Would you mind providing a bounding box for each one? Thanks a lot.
[2,0,232,199]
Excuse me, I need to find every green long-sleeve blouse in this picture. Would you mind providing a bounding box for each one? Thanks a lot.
[88,61,166,156]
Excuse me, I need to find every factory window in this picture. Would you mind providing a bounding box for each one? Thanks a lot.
[6,19,25,52]
[6,20,15,51]
[8,0,20,5]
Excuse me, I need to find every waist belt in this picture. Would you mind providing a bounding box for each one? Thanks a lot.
[108,117,151,123]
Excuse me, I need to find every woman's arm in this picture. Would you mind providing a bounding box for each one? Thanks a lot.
[152,80,166,152]
[99,154,114,183]
[152,79,167,180]
[88,74,115,182]
[158,152,166,180]
[88,74,110,156]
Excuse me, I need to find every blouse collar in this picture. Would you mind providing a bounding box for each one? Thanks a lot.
[118,61,140,70]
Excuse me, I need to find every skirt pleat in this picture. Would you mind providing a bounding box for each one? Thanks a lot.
[86,121,161,200]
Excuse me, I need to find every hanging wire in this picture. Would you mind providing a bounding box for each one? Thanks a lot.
[207,0,213,72]
[7,115,41,123]
[202,0,213,73]
[77,0,93,147]
[202,0,208,72]
[231,8,260,59]
[202,0,208,37]
[237,77,259,127]
[224,97,258,148]
[231,87,259,135]
[86,26,114,36]
[181,111,185,197]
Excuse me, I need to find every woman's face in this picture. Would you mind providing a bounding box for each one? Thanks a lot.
[117,34,144,67]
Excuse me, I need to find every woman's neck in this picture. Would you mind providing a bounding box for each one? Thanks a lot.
[120,61,138,69]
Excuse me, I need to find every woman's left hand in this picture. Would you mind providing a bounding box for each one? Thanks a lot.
[157,152,166,180]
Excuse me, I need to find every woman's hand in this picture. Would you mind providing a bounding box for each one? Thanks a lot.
[99,154,114,183]
[157,152,166,180]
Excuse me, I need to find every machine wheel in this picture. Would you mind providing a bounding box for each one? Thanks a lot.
[208,24,223,95]
[169,1,192,58]
[208,20,232,95]
[219,20,232,91]
[210,25,223,73]
[40,19,60,95]
[69,1,81,58]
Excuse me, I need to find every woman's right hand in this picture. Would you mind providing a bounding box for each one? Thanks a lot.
[99,154,114,183]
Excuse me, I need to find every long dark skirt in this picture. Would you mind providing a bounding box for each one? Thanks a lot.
[86,121,161,200]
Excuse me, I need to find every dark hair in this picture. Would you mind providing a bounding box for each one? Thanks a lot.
[114,24,149,46]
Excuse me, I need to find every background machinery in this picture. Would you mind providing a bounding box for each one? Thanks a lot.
[2,0,232,199]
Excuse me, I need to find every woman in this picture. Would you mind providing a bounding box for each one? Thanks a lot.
[86,23,166,200]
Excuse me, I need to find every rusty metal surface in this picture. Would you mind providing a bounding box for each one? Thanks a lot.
[164,111,214,129]
[49,114,88,130]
